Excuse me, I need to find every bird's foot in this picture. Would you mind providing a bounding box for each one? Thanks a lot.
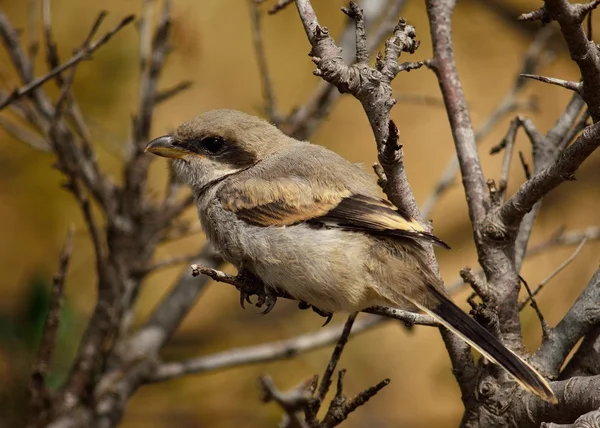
[298,301,334,326]
[236,269,278,315]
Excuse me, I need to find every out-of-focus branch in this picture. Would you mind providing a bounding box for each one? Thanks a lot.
[249,0,279,124]
[0,14,134,111]
[151,314,383,382]
[519,236,588,310]
[28,226,75,427]
[123,0,172,222]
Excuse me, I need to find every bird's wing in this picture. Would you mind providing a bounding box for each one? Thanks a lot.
[217,176,449,249]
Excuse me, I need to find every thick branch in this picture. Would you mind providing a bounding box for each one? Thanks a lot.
[425,0,488,222]
[534,267,600,376]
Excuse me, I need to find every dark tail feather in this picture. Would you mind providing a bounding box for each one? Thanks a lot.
[413,285,557,403]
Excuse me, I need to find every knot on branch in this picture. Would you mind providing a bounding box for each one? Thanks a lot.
[378,18,421,82]
[312,57,382,95]
[480,212,513,243]
[378,119,403,165]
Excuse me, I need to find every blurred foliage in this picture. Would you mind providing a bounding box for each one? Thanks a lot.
[0,0,599,427]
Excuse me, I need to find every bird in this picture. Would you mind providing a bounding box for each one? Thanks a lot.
[145,109,557,404]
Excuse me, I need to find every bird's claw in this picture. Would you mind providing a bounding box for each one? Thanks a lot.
[312,306,334,326]
[236,269,266,310]
[260,291,278,315]
[239,291,253,309]
[298,301,333,326]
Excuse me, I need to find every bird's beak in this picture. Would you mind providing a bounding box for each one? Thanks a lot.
[145,135,188,159]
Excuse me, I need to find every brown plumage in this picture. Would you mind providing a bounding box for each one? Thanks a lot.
[145,109,557,404]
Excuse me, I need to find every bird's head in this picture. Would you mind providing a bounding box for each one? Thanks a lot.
[145,109,291,191]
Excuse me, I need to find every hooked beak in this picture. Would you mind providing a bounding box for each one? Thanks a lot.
[145,135,189,159]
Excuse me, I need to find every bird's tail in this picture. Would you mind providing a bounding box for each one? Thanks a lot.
[410,284,557,404]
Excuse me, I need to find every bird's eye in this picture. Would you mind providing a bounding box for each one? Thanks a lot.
[200,136,227,154]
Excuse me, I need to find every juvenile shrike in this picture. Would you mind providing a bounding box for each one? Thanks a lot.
[145,109,556,403]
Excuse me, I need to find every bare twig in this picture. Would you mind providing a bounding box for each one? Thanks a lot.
[283,0,407,141]
[514,94,586,271]
[521,74,581,92]
[154,80,193,104]
[420,26,553,218]
[249,0,278,123]
[519,151,532,179]
[500,122,600,226]
[460,267,489,302]
[28,226,75,426]
[0,115,49,151]
[259,376,311,428]
[446,225,600,295]
[519,275,550,339]
[520,236,589,310]
[260,0,295,15]
[493,117,521,202]
[151,314,382,382]
[542,0,600,121]
[426,0,487,223]
[0,14,135,111]
[315,313,357,408]
[320,370,390,428]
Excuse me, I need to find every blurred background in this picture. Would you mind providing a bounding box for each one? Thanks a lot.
[0,0,599,426]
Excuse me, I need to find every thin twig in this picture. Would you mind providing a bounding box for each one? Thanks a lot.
[316,313,357,408]
[520,236,589,310]
[0,14,135,111]
[190,263,438,326]
[519,151,532,179]
[151,314,383,382]
[320,370,390,428]
[494,117,521,202]
[0,115,49,151]
[154,80,193,104]
[258,376,311,428]
[249,0,278,123]
[519,275,550,339]
[520,74,581,92]
[28,225,75,426]
[419,26,552,218]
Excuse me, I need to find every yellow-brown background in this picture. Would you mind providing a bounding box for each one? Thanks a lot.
[1,0,599,426]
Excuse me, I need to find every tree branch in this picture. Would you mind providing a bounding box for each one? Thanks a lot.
[534,267,600,376]
[500,121,600,227]
[0,14,134,111]
[28,226,75,427]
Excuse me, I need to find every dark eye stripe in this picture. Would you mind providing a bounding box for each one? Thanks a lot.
[180,136,227,155]
[200,136,227,154]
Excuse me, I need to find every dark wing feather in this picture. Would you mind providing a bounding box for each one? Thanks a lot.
[314,194,450,249]
[218,178,449,249]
